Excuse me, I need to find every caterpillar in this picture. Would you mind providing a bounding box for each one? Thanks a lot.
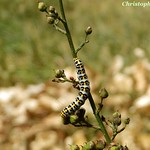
[61,58,90,119]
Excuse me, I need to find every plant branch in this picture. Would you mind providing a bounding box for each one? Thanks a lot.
[53,24,66,34]
[76,35,89,54]
[58,0,77,58]
[88,93,111,144]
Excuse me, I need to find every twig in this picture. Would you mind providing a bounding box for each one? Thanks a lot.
[58,0,77,58]
[53,24,66,34]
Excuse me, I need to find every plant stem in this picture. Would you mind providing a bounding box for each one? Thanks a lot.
[58,0,77,58]
[88,93,111,144]
[58,0,111,144]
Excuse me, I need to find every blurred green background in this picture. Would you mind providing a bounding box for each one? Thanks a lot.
[0,0,150,86]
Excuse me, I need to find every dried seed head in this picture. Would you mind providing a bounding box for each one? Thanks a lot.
[85,26,92,35]
[38,2,47,12]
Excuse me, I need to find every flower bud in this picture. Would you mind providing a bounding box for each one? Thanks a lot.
[48,6,55,13]
[38,2,47,12]
[113,117,121,126]
[47,16,55,24]
[113,111,121,119]
[124,118,130,125]
[55,69,65,78]
[99,88,109,99]
[70,77,75,81]
[52,79,56,82]
[85,26,92,35]
[113,111,122,126]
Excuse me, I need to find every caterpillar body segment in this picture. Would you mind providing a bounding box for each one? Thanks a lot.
[61,58,90,119]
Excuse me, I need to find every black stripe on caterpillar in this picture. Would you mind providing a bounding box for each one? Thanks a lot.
[61,58,90,118]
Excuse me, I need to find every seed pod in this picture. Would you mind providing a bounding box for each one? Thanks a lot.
[48,6,55,13]
[113,111,121,119]
[113,117,121,126]
[38,2,47,12]
[47,16,55,24]
[99,88,109,99]
[124,118,130,125]
[55,69,65,78]
[85,26,92,35]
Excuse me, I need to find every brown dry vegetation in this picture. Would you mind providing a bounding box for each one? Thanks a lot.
[0,53,150,149]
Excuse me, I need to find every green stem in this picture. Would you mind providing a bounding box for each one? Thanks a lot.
[58,0,77,58]
[58,0,111,144]
[88,93,111,144]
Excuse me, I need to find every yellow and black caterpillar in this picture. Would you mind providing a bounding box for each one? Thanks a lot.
[61,58,90,118]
